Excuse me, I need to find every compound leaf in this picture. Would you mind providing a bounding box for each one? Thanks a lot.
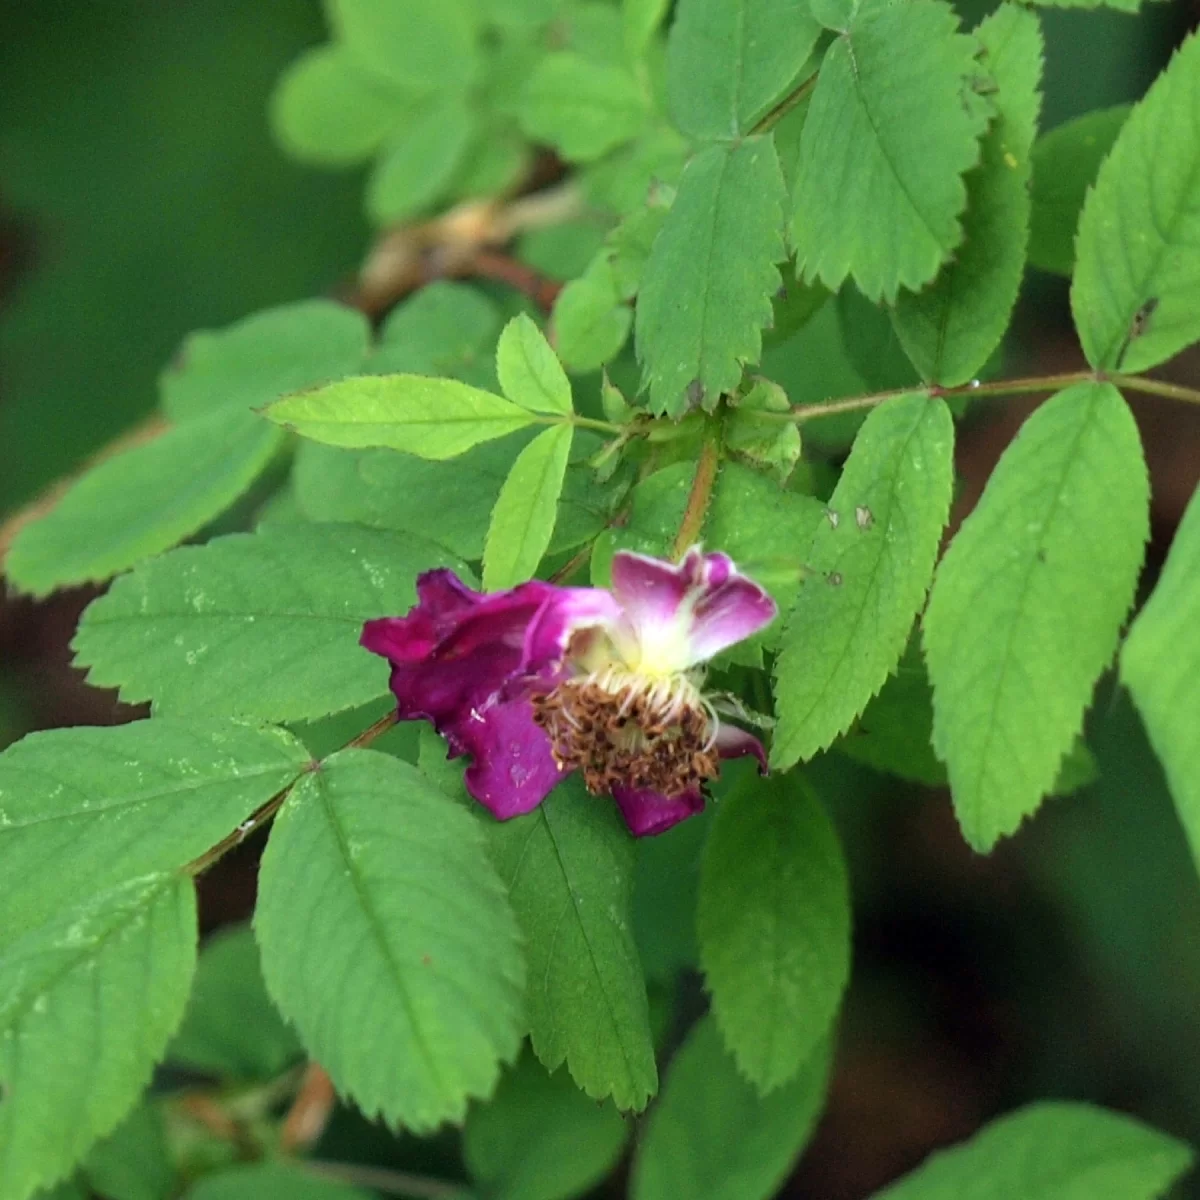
[773,394,955,768]
[891,5,1043,385]
[1072,33,1200,371]
[791,0,991,301]
[925,382,1149,851]
[255,750,524,1131]
[73,524,463,724]
[699,773,850,1093]
[636,138,785,416]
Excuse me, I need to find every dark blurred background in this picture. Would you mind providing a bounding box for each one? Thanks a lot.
[3,2,1200,1196]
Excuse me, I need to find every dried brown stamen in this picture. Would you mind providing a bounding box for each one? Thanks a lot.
[531,675,719,797]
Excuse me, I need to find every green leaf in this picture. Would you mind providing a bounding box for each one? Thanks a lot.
[835,637,947,786]
[369,281,501,380]
[0,875,196,1199]
[4,410,282,597]
[791,0,991,301]
[463,1053,630,1200]
[552,262,633,373]
[255,749,525,1130]
[73,524,463,724]
[327,0,479,92]
[83,1104,174,1200]
[519,54,649,162]
[161,301,370,422]
[270,44,416,166]
[496,314,573,415]
[168,924,301,1081]
[664,0,821,139]
[636,138,785,415]
[582,125,689,215]
[1071,33,1200,371]
[699,773,850,1092]
[487,778,658,1111]
[1028,106,1128,277]
[187,1164,374,1200]
[870,1102,1193,1199]
[924,382,1149,851]
[265,375,537,459]
[366,96,476,225]
[772,394,955,768]
[891,6,1043,386]
[624,0,670,59]
[483,425,573,590]
[607,205,668,301]
[631,1017,831,1200]
[0,719,309,937]
[292,436,609,561]
[1122,484,1200,874]
[633,806,712,982]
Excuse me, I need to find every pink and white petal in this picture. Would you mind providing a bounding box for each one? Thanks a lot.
[456,697,566,820]
[611,784,705,837]
[610,551,693,625]
[714,722,768,772]
[521,586,623,673]
[686,575,777,663]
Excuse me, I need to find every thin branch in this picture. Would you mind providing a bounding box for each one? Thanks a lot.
[749,72,820,136]
[672,435,722,560]
[280,1064,337,1153]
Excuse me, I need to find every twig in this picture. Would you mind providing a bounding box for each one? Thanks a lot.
[671,435,721,560]
[304,1160,464,1199]
[280,1064,337,1153]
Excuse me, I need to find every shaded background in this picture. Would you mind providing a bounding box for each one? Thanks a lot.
[2,1,1200,1196]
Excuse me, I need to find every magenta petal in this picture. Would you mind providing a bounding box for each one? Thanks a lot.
[612,784,705,837]
[714,723,768,773]
[522,587,623,674]
[610,551,693,624]
[457,696,566,819]
[687,574,777,661]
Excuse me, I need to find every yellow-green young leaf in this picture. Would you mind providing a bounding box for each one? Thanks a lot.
[792,0,991,302]
[698,773,850,1093]
[483,425,573,590]
[1028,105,1129,277]
[486,779,658,1112]
[0,875,196,1199]
[624,0,670,59]
[0,720,310,939]
[636,138,785,416]
[161,300,371,422]
[1122,485,1200,873]
[269,44,417,167]
[891,5,1043,385]
[924,382,1149,852]
[255,750,525,1132]
[496,313,573,415]
[4,410,282,597]
[366,96,476,225]
[664,0,821,139]
[326,0,480,92]
[772,395,955,768]
[631,1018,831,1200]
[463,1053,630,1200]
[1072,33,1200,371]
[168,925,301,1082]
[72,524,464,724]
[265,375,536,459]
[519,54,649,162]
[552,262,633,373]
[871,1102,1193,1199]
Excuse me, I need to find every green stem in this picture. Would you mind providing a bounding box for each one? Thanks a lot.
[184,712,399,876]
[538,414,627,436]
[672,435,722,560]
[749,72,819,135]
[305,1160,462,1199]
[763,369,1200,423]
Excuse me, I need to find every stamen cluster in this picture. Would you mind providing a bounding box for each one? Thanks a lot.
[532,668,720,797]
